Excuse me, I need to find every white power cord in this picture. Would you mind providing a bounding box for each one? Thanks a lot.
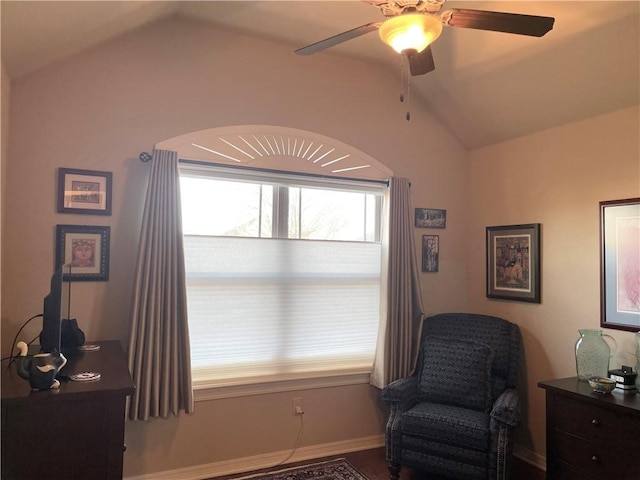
[271,412,305,468]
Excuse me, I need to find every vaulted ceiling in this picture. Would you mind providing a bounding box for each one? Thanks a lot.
[2,1,639,149]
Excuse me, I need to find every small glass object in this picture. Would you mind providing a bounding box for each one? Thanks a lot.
[575,329,617,381]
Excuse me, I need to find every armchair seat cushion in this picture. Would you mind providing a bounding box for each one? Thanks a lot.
[402,439,488,480]
[402,402,491,452]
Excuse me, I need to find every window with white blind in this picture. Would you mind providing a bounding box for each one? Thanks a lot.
[179,163,386,390]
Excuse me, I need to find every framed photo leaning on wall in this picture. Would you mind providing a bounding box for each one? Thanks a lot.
[58,168,112,215]
[600,198,640,332]
[55,224,110,281]
[486,223,540,303]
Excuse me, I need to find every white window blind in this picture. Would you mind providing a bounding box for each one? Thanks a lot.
[180,163,385,388]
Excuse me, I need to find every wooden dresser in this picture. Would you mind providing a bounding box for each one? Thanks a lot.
[538,377,640,480]
[1,340,135,480]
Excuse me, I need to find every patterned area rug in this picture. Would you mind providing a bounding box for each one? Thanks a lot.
[231,459,369,480]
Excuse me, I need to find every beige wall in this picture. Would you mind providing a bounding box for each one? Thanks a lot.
[3,13,638,477]
[1,17,469,477]
[1,62,10,315]
[467,105,640,457]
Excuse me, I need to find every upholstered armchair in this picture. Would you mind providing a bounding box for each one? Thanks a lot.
[382,313,522,480]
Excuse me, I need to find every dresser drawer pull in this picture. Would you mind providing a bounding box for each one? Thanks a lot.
[591,455,600,462]
[591,419,600,426]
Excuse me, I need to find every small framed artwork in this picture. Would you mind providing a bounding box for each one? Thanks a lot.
[58,168,112,215]
[55,224,110,281]
[422,235,439,273]
[486,223,540,303]
[415,208,446,229]
[600,198,640,332]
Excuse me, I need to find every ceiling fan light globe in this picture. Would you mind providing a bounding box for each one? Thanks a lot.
[379,14,442,54]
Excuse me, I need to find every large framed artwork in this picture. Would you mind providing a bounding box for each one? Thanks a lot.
[486,223,541,303]
[57,168,112,215]
[600,198,640,332]
[55,224,110,281]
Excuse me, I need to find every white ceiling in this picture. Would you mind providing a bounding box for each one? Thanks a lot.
[2,1,639,149]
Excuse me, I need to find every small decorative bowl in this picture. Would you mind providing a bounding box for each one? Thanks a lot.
[588,376,616,394]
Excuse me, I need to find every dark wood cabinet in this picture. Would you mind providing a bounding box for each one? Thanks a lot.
[1,341,135,480]
[539,377,640,480]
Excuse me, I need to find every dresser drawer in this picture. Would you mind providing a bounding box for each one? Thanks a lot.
[539,378,640,480]
[551,430,639,479]
[553,394,639,445]
[549,461,598,480]
[549,460,638,480]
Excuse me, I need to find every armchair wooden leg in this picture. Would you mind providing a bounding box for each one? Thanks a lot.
[388,461,401,480]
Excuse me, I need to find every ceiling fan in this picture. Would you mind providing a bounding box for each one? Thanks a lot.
[295,0,555,76]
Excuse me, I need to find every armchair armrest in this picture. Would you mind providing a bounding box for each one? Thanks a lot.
[382,376,421,464]
[381,376,420,410]
[490,388,520,430]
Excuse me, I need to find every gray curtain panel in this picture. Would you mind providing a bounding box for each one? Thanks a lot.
[371,177,425,388]
[127,149,194,420]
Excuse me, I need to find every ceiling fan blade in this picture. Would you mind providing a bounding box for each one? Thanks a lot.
[406,46,436,76]
[295,22,382,55]
[443,9,555,37]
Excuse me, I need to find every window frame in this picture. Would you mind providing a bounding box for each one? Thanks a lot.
[179,161,387,399]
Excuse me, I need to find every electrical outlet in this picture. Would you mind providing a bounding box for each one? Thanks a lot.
[292,396,304,415]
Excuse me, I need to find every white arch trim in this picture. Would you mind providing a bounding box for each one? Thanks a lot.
[155,125,393,180]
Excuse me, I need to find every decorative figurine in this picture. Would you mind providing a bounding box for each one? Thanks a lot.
[14,341,67,390]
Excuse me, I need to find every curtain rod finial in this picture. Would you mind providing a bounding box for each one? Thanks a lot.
[139,152,152,163]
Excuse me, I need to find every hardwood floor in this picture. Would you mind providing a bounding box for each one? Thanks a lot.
[344,448,545,480]
[215,447,545,480]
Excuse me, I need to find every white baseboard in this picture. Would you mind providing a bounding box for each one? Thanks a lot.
[514,444,546,472]
[125,434,385,480]
[126,435,544,480]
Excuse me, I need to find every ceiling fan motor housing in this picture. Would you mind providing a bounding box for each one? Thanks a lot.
[378,0,446,17]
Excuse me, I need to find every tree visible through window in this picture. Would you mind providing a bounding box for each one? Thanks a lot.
[179,164,385,388]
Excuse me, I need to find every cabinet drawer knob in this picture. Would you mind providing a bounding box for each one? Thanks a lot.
[591,419,600,426]
[591,455,599,462]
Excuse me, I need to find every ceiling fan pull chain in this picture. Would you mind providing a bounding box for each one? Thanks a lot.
[401,52,411,121]
[399,53,411,121]
[406,72,411,122]
[399,55,406,103]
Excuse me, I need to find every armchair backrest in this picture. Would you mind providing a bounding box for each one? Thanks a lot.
[417,313,522,401]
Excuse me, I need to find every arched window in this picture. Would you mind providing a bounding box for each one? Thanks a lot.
[157,126,392,397]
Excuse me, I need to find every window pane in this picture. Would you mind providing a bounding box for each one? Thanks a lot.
[260,184,273,238]
[288,187,301,239]
[365,194,378,242]
[179,165,386,387]
[184,236,381,384]
[181,176,264,237]
[296,188,371,241]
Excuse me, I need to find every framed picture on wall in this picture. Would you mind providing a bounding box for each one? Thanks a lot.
[486,223,541,303]
[600,198,640,332]
[57,168,112,215]
[422,235,439,273]
[415,208,446,228]
[55,224,110,281]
